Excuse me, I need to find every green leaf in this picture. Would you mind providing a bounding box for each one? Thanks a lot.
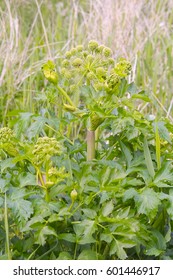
[154,162,173,185]
[58,233,76,243]
[0,197,3,207]
[82,208,97,218]
[110,240,134,259]
[37,226,57,246]
[102,200,114,217]
[145,230,166,256]
[0,178,7,192]
[0,158,15,172]
[119,141,132,167]
[9,199,33,223]
[123,188,138,202]
[135,188,160,220]
[19,172,37,187]
[100,232,113,243]
[27,116,48,140]
[157,121,171,143]
[78,249,98,260]
[57,252,72,260]
[131,94,150,102]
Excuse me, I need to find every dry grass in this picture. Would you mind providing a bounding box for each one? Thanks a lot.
[0,0,173,123]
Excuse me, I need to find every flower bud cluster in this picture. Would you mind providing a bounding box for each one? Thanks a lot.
[114,58,132,77]
[46,166,68,187]
[60,41,131,95]
[42,60,58,84]
[0,127,15,143]
[32,136,61,166]
[0,127,18,156]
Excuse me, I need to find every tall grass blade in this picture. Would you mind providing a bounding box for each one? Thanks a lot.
[143,137,155,179]
[155,122,161,170]
[4,193,11,260]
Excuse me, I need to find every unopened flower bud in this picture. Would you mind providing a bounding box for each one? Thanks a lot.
[62,59,70,67]
[70,189,78,201]
[72,58,83,67]
[103,47,112,57]
[76,45,84,52]
[65,51,72,58]
[88,40,98,51]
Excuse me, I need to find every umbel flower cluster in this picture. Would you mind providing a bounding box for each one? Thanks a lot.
[60,40,131,94]
[32,136,61,166]
[0,127,17,156]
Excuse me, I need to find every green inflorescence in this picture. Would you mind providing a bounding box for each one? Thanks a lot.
[32,136,61,166]
[0,127,18,156]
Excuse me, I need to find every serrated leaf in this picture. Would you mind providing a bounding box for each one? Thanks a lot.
[100,232,113,243]
[0,178,7,192]
[27,116,48,140]
[19,172,37,187]
[57,252,72,260]
[78,235,96,244]
[154,162,173,184]
[0,158,15,172]
[135,188,160,220]
[37,226,57,246]
[123,188,138,202]
[78,249,97,260]
[119,141,133,167]
[157,121,171,143]
[58,233,76,243]
[102,200,114,217]
[82,208,97,218]
[10,199,33,223]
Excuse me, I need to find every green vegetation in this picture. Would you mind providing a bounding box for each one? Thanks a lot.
[0,0,173,260]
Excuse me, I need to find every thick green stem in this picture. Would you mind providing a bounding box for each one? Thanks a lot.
[87,129,95,160]
[45,188,50,202]
[56,85,76,108]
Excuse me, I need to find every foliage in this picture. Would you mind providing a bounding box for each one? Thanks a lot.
[0,41,173,260]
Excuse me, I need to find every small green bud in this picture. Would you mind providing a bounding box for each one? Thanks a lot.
[95,45,105,53]
[70,48,77,55]
[76,45,84,52]
[96,67,106,77]
[108,58,115,65]
[65,51,71,58]
[61,68,72,79]
[86,72,95,81]
[86,54,94,63]
[62,59,70,67]
[82,51,89,58]
[72,58,83,67]
[70,189,78,201]
[88,40,98,51]
[103,47,112,57]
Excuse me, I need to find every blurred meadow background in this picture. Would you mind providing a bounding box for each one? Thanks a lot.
[0,0,173,126]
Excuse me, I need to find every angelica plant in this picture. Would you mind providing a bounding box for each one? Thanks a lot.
[42,41,132,160]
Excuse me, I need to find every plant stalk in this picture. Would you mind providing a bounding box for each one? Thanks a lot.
[87,129,95,160]
[4,193,11,260]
